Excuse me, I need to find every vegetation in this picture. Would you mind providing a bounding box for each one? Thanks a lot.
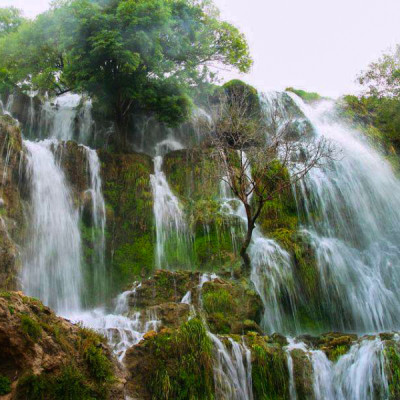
[286,87,323,103]
[385,341,400,400]
[209,83,334,270]
[0,374,11,395]
[19,314,42,342]
[0,0,251,147]
[341,45,400,165]
[16,366,99,400]
[251,343,289,400]
[144,318,214,400]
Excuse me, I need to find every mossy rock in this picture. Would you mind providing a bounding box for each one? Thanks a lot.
[0,115,26,290]
[202,279,263,335]
[245,333,290,400]
[164,147,242,270]
[99,150,155,292]
[0,292,125,400]
[128,270,201,310]
[385,340,400,400]
[125,318,214,400]
[290,348,314,400]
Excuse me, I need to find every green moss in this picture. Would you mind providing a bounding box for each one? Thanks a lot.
[0,374,11,395]
[251,342,289,400]
[147,318,214,400]
[385,342,400,399]
[84,344,113,382]
[19,314,42,342]
[328,345,349,362]
[203,288,234,314]
[99,151,155,292]
[16,366,98,400]
[0,291,12,299]
[286,87,323,103]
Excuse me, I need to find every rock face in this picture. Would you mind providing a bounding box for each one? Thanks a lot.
[126,270,263,335]
[0,116,26,290]
[99,150,154,292]
[0,291,125,400]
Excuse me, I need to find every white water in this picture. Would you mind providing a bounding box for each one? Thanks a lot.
[81,145,107,301]
[78,98,93,144]
[285,337,389,400]
[312,338,388,400]
[150,138,190,269]
[209,333,253,400]
[68,283,160,362]
[23,139,83,313]
[219,151,296,333]
[290,94,400,333]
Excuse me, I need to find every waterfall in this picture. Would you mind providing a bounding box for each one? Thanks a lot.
[285,337,390,400]
[78,98,93,144]
[23,139,82,313]
[69,282,160,362]
[209,333,253,400]
[150,138,190,269]
[51,93,81,140]
[81,145,107,302]
[289,94,400,333]
[219,151,297,333]
[311,338,388,400]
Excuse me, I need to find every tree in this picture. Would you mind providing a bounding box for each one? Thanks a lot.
[358,45,400,98]
[0,0,252,147]
[209,86,334,270]
[0,7,25,37]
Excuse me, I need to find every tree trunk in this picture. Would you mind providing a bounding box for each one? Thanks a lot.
[240,203,255,272]
[115,105,129,151]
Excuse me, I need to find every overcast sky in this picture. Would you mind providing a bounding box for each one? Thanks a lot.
[1,0,400,97]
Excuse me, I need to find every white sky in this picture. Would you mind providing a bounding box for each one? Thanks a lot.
[1,0,400,97]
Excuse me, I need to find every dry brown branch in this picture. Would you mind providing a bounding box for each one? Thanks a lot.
[206,86,335,271]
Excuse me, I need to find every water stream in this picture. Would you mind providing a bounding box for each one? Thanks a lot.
[290,94,400,333]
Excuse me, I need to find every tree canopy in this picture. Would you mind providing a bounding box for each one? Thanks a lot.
[0,0,252,145]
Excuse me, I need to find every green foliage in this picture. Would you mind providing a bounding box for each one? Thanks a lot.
[251,343,289,400]
[385,342,400,399]
[0,0,252,142]
[203,287,234,314]
[358,45,400,98]
[147,318,214,400]
[16,366,97,400]
[223,79,261,116]
[84,344,113,382]
[286,87,323,103]
[0,7,24,37]
[328,345,349,362]
[20,314,42,341]
[0,375,11,395]
[100,151,155,291]
[341,94,400,156]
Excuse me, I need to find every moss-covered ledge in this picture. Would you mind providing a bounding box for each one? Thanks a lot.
[0,291,125,399]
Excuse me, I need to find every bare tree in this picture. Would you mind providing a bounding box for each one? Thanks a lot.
[208,87,335,270]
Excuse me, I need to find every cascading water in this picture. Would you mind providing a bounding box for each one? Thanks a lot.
[150,138,191,269]
[209,333,254,400]
[78,98,94,144]
[219,151,297,333]
[81,145,107,302]
[68,283,161,362]
[289,94,400,333]
[285,337,390,400]
[23,139,83,313]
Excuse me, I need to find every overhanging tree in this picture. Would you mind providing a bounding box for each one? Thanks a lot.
[0,0,252,146]
[209,86,335,270]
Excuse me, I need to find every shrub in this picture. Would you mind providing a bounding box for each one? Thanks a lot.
[0,375,11,395]
[20,314,42,341]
